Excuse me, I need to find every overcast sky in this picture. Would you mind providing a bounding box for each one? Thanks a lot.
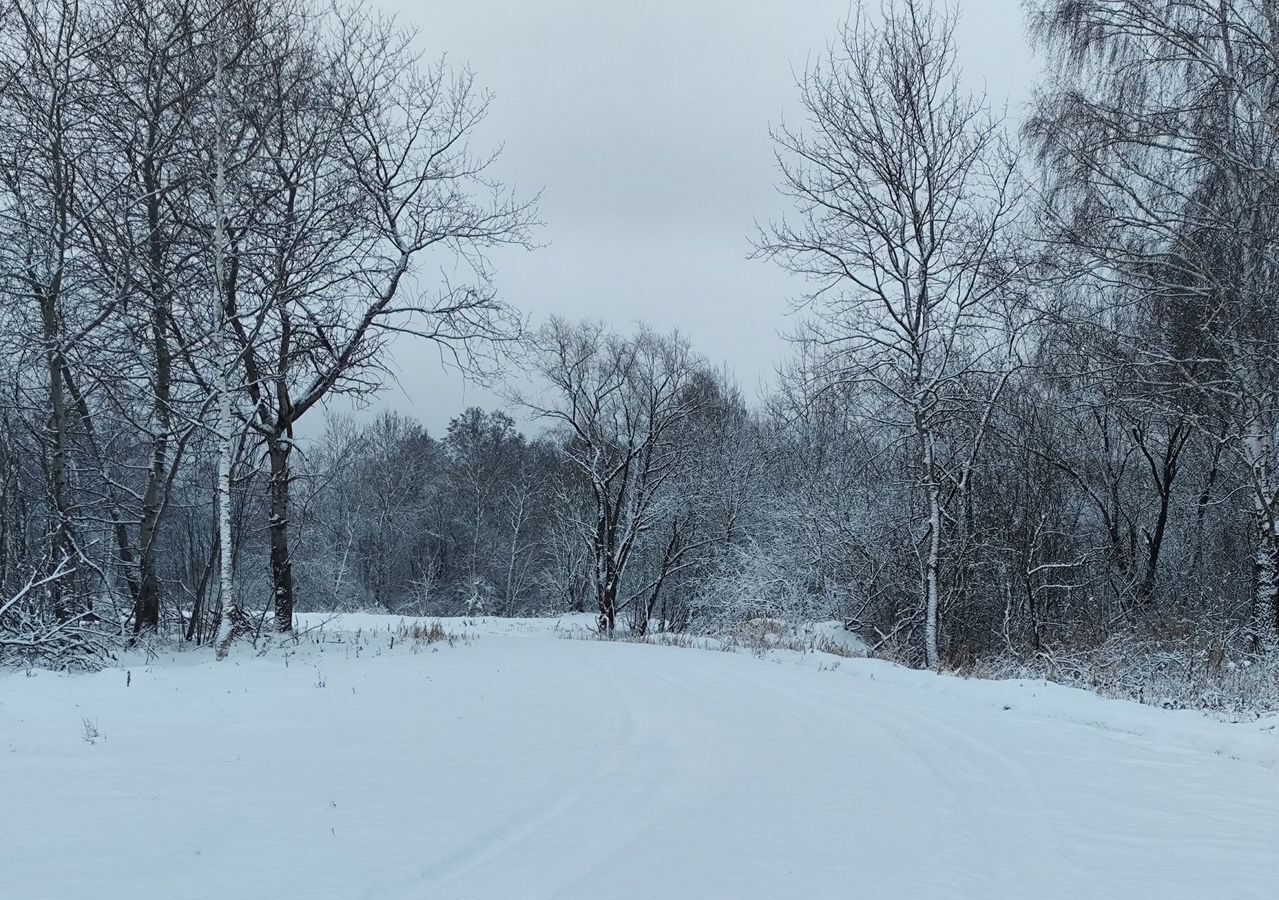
[365,0,1038,433]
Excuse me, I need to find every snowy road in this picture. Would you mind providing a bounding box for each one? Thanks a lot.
[2,619,1277,899]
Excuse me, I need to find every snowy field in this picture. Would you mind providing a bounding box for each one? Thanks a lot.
[3,614,1277,900]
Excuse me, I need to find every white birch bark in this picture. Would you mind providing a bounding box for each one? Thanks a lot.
[211,29,240,659]
[1245,415,1279,651]
[921,427,942,670]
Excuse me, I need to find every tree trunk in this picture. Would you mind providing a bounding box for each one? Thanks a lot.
[41,295,76,621]
[211,38,244,660]
[597,569,617,634]
[594,510,618,633]
[269,437,295,632]
[134,410,169,634]
[1252,523,1279,653]
[212,357,241,658]
[185,522,218,643]
[1246,420,1278,653]
[133,161,174,636]
[1024,571,1042,652]
[1137,494,1172,606]
[134,550,161,634]
[920,426,942,670]
[924,477,942,670]
[1187,442,1221,579]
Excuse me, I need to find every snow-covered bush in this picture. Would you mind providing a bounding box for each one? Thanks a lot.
[691,541,843,630]
[0,564,114,671]
[971,630,1279,717]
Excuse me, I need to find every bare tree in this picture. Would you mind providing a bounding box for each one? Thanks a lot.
[74,0,222,635]
[221,5,533,634]
[758,0,1025,667]
[0,0,104,621]
[521,319,709,633]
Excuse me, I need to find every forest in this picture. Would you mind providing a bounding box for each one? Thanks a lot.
[2,0,1279,711]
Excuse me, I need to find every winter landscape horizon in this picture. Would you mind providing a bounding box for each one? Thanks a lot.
[3,0,1279,897]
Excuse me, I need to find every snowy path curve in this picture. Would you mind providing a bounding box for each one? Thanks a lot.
[2,623,1276,899]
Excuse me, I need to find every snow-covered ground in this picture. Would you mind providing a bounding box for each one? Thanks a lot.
[2,613,1277,899]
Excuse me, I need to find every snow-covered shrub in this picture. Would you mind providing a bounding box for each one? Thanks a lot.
[971,629,1279,717]
[0,565,115,671]
[692,541,841,630]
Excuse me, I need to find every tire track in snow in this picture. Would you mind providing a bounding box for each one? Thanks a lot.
[368,642,713,900]
[649,653,1021,899]
[522,650,733,899]
[365,638,1274,900]
[363,645,642,899]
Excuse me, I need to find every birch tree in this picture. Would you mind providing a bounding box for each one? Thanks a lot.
[209,6,243,658]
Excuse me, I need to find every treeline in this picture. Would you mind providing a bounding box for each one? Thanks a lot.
[3,0,1279,680]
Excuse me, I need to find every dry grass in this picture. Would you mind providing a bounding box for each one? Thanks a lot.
[727,618,866,658]
[393,620,466,649]
[561,628,728,651]
[562,617,868,660]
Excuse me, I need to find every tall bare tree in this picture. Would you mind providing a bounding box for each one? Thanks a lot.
[221,5,533,634]
[758,0,1025,667]
[0,0,105,621]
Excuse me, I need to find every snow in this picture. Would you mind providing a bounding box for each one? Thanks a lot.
[2,614,1276,899]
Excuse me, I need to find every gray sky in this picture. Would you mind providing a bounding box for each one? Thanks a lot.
[366,0,1037,433]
